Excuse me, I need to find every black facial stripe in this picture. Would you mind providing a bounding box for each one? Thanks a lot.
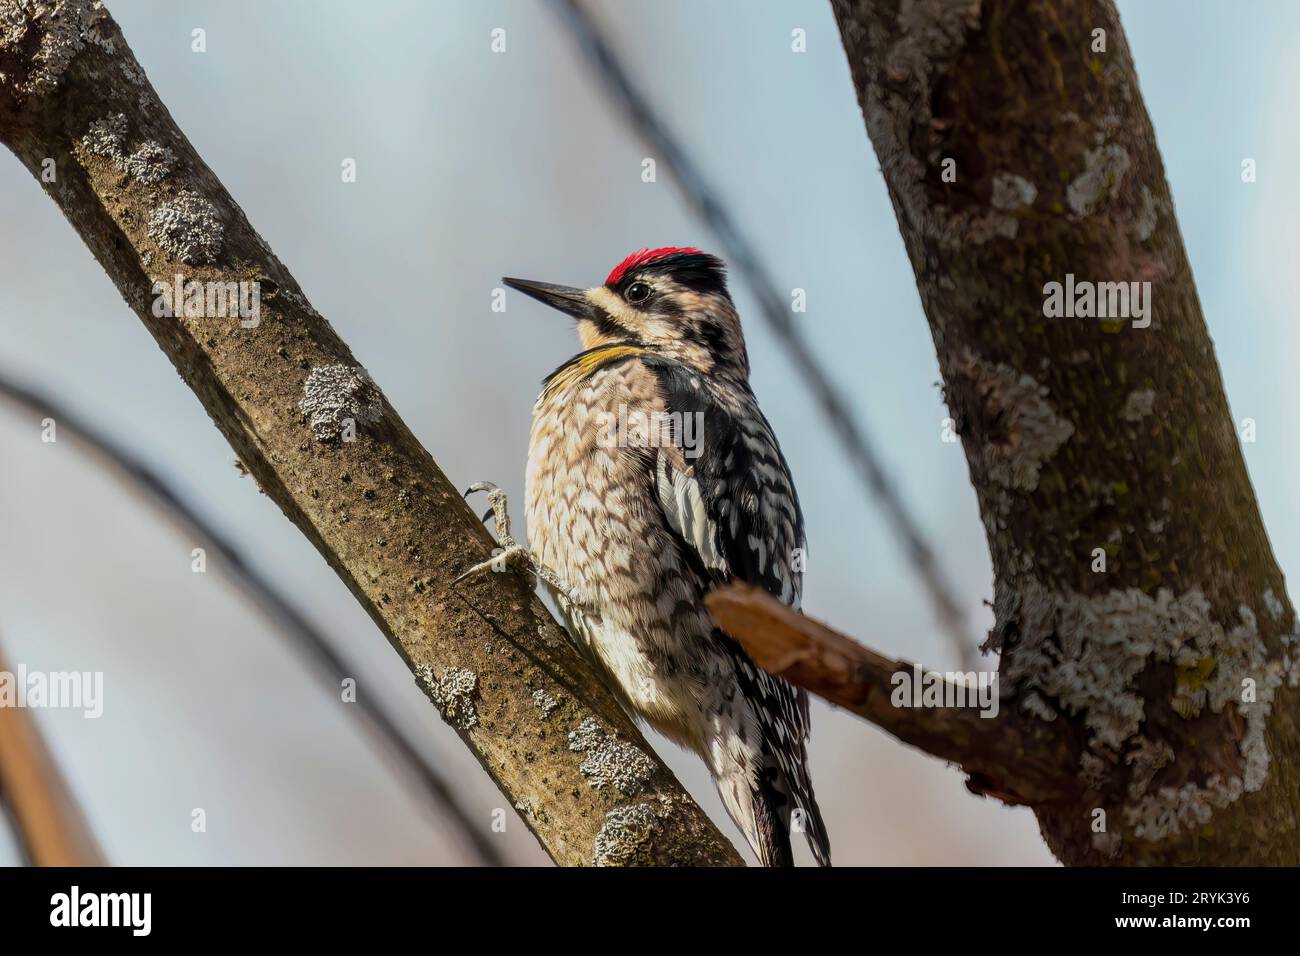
[590,305,644,344]
[592,305,627,338]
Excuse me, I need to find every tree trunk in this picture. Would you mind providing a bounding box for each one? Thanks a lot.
[832,0,1300,864]
[0,0,740,867]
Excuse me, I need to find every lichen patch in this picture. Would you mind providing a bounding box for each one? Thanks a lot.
[0,0,114,99]
[1133,184,1158,241]
[990,172,1037,211]
[844,0,987,251]
[418,665,479,731]
[592,803,658,866]
[148,190,223,265]
[1263,589,1284,622]
[531,688,560,718]
[956,348,1075,493]
[122,140,175,184]
[79,113,175,185]
[999,577,1283,844]
[568,717,655,796]
[1067,143,1131,217]
[1120,388,1156,422]
[80,112,126,158]
[300,364,384,441]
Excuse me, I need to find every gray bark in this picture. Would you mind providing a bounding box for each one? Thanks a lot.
[832,0,1300,864]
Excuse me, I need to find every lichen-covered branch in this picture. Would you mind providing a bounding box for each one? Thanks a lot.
[833,0,1300,863]
[707,584,1069,806]
[0,0,740,866]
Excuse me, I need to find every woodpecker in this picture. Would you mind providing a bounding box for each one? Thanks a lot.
[469,247,830,866]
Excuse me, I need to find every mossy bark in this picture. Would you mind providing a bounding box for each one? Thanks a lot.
[833,0,1300,864]
[0,0,740,867]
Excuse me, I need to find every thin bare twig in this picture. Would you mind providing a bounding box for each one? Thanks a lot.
[549,0,977,668]
[0,373,505,867]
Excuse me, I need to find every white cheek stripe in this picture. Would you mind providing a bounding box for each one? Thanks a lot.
[588,286,643,329]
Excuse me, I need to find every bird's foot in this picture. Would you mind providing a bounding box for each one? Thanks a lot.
[457,481,586,609]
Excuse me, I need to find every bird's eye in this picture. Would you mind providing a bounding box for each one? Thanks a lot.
[625,282,651,304]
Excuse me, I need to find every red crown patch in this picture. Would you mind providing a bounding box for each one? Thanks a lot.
[605,246,705,286]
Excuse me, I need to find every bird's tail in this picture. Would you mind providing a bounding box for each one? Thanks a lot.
[786,772,831,867]
[714,638,831,865]
[719,758,831,867]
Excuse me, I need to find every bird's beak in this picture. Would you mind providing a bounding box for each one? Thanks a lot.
[502,277,591,320]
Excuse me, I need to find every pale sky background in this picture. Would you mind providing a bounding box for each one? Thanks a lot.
[1,0,1297,865]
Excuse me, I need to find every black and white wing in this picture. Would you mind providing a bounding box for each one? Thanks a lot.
[639,354,830,867]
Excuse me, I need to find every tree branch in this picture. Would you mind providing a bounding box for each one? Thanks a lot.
[0,0,740,866]
[0,642,105,866]
[707,584,1070,806]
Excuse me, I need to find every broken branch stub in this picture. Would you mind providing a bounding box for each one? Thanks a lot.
[707,584,1071,807]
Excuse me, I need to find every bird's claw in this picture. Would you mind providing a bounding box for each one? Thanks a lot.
[464,484,501,532]
[463,480,516,548]
[458,481,586,610]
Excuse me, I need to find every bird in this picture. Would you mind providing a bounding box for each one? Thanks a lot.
[465,246,830,866]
